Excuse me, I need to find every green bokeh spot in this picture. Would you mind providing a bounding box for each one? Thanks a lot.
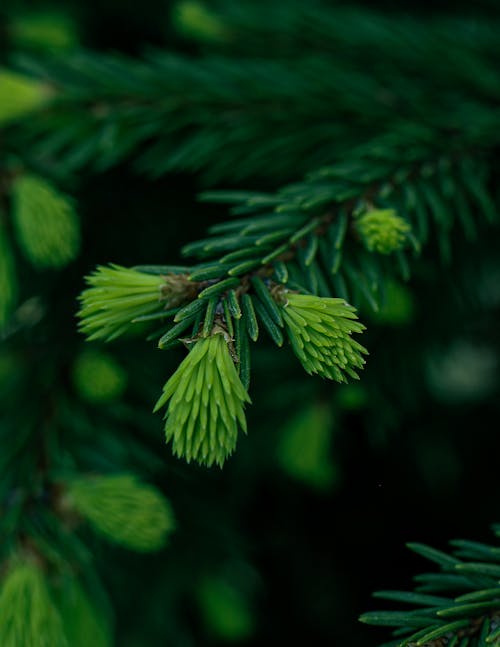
[0,69,52,126]
[369,279,415,326]
[173,1,231,43]
[198,576,254,641]
[72,350,127,403]
[336,384,368,411]
[277,401,339,491]
[9,11,79,52]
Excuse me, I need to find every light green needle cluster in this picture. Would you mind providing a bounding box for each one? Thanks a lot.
[0,69,51,125]
[0,559,67,647]
[281,293,368,382]
[154,332,251,467]
[11,174,80,268]
[78,264,174,341]
[0,223,18,328]
[67,474,175,552]
[355,208,411,254]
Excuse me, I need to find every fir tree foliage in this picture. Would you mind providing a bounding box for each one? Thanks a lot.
[11,174,80,268]
[65,474,175,552]
[279,292,367,382]
[75,120,498,468]
[1,0,500,644]
[7,6,500,181]
[355,208,411,255]
[0,558,67,647]
[78,264,195,341]
[360,529,500,646]
[76,119,495,468]
[78,263,368,465]
[154,331,251,467]
[0,68,51,126]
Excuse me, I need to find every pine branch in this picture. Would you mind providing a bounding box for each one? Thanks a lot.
[173,0,500,64]
[360,529,500,646]
[79,131,499,343]
[0,328,174,642]
[77,125,499,466]
[4,8,500,182]
[0,165,80,333]
[6,52,379,182]
[3,4,500,643]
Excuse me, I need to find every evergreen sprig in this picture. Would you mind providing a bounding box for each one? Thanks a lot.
[78,264,196,341]
[11,173,80,268]
[65,473,175,552]
[6,8,500,182]
[0,558,67,647]
[77,124,498,467]
[0,554,112,647]
[355,208,411,255]
[2,2,500,644]
[79,133,497,348]
[0,68,51,126]
[279,292,367,382]
[154,330,251,467]
[360,529,500,646]
[173,1,500,66]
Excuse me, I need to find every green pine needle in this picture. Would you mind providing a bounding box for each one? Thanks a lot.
[67,474,175,552]
[154,331,251,467]
[11,174,80,268]
[77,264,192,341]
[0,559,67,647]
[356,208,411,254]
[279,292,368,382]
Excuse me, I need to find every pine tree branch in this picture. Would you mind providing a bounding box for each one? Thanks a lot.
[79,128,499,349]
[77,124,499,466]
[2,3,500,643]
[5,8,500,183]
[360,530,500,646]
[173,0,500,65]
[6,52,381,182]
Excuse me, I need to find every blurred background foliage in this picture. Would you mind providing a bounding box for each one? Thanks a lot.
[0,0,500,645]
